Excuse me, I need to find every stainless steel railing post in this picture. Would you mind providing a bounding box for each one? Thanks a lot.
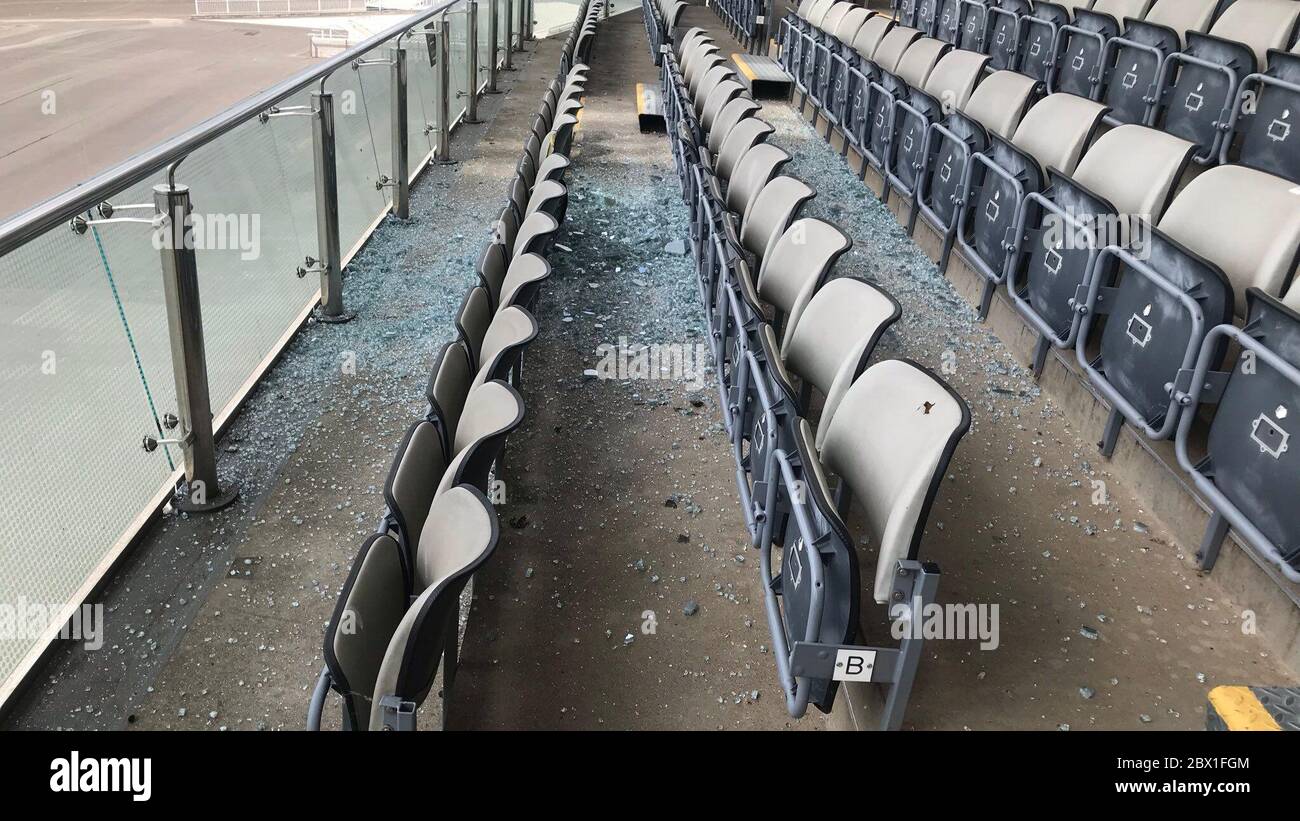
[153,182,239,513]
[523,0,533,43]
[391,44,411,218]
[487,0,500,91]
[465,1,482,123]
[503,0,516,69]
[310,90,351,320]
[436,16,453,161]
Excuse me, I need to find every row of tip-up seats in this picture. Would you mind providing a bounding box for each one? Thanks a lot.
[306,2,604,731]
[660,26,974,729]
[775,0,1300,581]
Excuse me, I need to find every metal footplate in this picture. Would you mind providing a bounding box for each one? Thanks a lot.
[732,52,792,98]
[635,83,666,132]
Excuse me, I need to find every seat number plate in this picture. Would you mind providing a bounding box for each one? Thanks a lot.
[833,649,877,682]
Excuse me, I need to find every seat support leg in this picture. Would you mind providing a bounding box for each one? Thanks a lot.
[881,561,940,731]
[977,278,996,321]
[1197,511,1230,572]
[1098,407,1123,458]
[1031,336,1050,380]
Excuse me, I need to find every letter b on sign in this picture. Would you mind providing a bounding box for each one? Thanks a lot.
[832,649,876,682]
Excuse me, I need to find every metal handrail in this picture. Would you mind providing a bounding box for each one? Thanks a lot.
[0,0,460,257]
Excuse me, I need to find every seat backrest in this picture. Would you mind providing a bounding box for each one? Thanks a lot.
[498,252,552,312]
[512,212,560,259]
[741,176,817,262]
[384,420,447,565]
[525,179,568,222]
[452,379,526,457]
[1206,0,1300,66]
[536,152,571,186]
[755,218,853,330]
[820,1,854,34]
[694,66,738,114]
[835,7,873,43]
[874,26,925,73]
[426,339,473,455]
[961,68,1039,138]
[1157,164,1300,317]
[508,173,529,222]
[1010,92,1107,174]
[852,14,896,59]
[922,47,989,109]
[895,37,951,87]
[477,240,508,308]
[784,278,902,447]
[807,0,838,27]
[716,117,775,180]
[687,53,727,99]
[797,0,818,18]
[726,143,793,216]
[324,532,406,729]
[708,97,762,155]
[369,485,499,730]
[701,80,747,132]
[1070,123,1192,220]
[1143,0,1220,45]
[1090,0,1152,21]
[473,306,539,388]
[436,380,525,497]
[820,360,970,603]
[455,285,492,369]
[549,113,579,157]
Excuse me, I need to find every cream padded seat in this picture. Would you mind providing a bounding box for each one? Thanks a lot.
[921,48,990,110]
[872,26,925,74]
[1069,123,1192,219]
[852,14,895,59]
[716,117,775,180]
[739,176,817,263]
[782,278,902,446]
[1157,164,1300,316]
[1140,0,1219,47]
[725,143,792,217]
[961,70,1040,139]
[472,306,539,389]
[498,252,552,313]
[894,37,950,88]
[367,486,499,730]
[819,360,970,603]
[754,218,853,341]
[1010,93,1108,175]
[707,98,762,156]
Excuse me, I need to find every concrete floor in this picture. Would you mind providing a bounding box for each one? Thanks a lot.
[5,6,1296,731]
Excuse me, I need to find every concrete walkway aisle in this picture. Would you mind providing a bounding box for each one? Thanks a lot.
[450,13,812,730]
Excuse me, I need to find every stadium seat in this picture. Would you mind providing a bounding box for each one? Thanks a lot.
[1221,49,1300,183]
[455,285,492,370]
[954,93,1108,317]
[436,380,526,497]
[498,252,553,314]
[755,360,969,725]
[714,117,775,181]
[707,98,762,156]
[512,212,560,259]
[1006,123,1193,375]
[1175,290,1300,579]
[426,339,474,458]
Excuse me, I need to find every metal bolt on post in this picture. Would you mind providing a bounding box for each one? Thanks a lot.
[153,183,239,513]
[310,90,354,322]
